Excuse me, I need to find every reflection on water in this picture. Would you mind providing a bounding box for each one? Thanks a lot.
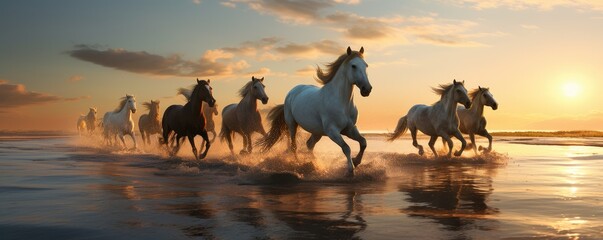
[1,137,603,239]
[398,164,499,233]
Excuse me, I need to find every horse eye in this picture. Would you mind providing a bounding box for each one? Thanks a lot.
[253,86,257,89]
[351,65,357,69]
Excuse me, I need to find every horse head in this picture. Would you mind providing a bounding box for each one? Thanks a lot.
[452,80,471,109]
[345,46,372,97]
[126,94,137,113]
[196,78,216,107]
[251,76,269,104]
[479,86,498,110]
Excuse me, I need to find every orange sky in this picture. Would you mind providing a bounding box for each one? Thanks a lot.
[1,1,602,132]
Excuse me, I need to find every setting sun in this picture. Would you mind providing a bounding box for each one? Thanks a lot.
[562,82,581,97]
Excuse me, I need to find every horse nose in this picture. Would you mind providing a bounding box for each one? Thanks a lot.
[492,103,498,110]
[360,86,372,97]
[262,97,269,104]
[464,101,471,108]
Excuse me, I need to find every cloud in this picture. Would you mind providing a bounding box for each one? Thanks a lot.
[67,75,84,83]
[226,1,498,47]
[68,44,249,77]
[521,24,539,29]
[192,0,201,4]
[274,40,342,56]
[221,1,236,8]
[525,111,603,130]
[295,65,316,76]
[0,80,87,108]
[449,0,603,11]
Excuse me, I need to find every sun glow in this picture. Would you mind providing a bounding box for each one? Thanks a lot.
[562,82,581,97]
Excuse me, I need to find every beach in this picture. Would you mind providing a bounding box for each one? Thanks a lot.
[1,134,602,239]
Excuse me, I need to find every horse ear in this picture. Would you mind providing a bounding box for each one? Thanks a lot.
[453,79,457,84]
[207,79,211,84]
[478,86,482,90]
[252,76,255,81]
[260,77,264,81]
[347,46,352,55]
[197,78,201,84]
[462,80,465,84]
[359,47,364,54]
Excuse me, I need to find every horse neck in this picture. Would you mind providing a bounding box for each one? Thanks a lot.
[116,105,133,120]
[321,69,353,104]
[86,112,95,121]
[239,92,257,112]
[185,92,204,120]
[468,94,485,117]
[149,108,159,118]
[439,89,458,120]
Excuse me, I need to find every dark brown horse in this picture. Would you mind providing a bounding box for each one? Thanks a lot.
[161,79,216,160]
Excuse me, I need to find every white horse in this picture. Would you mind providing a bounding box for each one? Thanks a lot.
[456,86,498,154]
[77,107,97,136]
[389,80,471,158]
[258,47,372,177]
[102,95,137,149]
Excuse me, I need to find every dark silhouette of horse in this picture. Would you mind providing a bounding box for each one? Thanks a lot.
[161,79,216,160]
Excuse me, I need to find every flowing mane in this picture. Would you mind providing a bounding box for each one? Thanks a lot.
[142,101,159,111]
[113,96,132,113]
[238,81,254,98]
[177,85,195,101]
[315,51,363,85]
[468,87,487,101]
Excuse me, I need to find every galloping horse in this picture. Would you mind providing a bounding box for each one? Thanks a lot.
[102,95,137,149]
[456,87,498,154]
[138,100,161,146]
[77,107,97,136]
[161,79,216,160]
[220,76,269,155]
[389,80,471,158]
[258,47,372,177]
[202,102,219,143]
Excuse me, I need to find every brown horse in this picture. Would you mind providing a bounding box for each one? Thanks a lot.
[161,79,216,160]
[220,76,269,155]
[138,100,161,146]
[202,102,219,143]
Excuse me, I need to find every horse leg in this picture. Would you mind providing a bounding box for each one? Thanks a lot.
[325,127,354,177]
[246,133,253,154]
[477,129,493,153]
[118,133,127,150]
[130,131,138,150]
[410,127,424,156]
[343,126,366,168]
[210,129,217,143]
[240,133,250,155]
[428,136,439,157]
[440,133,454,158]
[225,131,235,155]
[199,131,211,159]
[288,123,298,155]
[469,133,478,155]
[187,135,198,160]
[140,130,146,147]
[452,130,467,157]
[305,134,322,152]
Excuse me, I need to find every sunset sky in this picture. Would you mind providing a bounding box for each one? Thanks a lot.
[1,0,602,131]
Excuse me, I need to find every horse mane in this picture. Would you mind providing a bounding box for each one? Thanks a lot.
[315,51,363,85]
[468,87,488,101]
[177,85,195,101]
[113,96,132,113]
[432,83,455,97]
[238,81,254,98]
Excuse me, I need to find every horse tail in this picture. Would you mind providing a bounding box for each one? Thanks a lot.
[388,116,408,141]
[218,122,231,142]
[257,104,287,152]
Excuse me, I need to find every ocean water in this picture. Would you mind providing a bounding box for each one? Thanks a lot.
[0,134,602,239]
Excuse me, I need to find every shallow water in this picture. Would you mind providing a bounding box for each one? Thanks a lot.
[0,135,602,239]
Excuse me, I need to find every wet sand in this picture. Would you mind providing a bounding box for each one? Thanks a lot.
[1,135,602,239]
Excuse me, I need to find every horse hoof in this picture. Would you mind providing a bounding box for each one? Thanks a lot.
[478,146,484,151]
[199,153,207,159]
[239,150,249,155]
[345,170,355,178]
[418,150,424,156]
[454,151,462,157]
[352,157,362,167]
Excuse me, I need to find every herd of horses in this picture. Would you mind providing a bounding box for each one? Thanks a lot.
[76,47,498,177]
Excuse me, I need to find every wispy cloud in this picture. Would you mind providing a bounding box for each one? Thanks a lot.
[521,24,539,29]
[68,44,249,78]
[67,75,84,83]
[448,0,603,11]
[224,0,498,47]
[0,80,87,108]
